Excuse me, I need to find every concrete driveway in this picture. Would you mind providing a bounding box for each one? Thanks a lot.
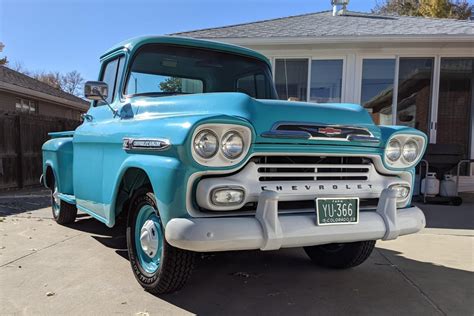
[1,189,473,315]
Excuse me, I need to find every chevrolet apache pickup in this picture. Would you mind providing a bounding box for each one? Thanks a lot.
[42,36,427,294]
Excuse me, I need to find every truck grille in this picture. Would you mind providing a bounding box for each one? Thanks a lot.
[252,156,372,182]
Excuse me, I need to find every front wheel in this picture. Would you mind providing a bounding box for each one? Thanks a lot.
[304,240,376,269]
[126,188,195,294]
[51,180,77,225]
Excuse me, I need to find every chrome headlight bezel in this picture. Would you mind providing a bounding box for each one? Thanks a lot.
[384,134,425,168]
[191,124,251,167]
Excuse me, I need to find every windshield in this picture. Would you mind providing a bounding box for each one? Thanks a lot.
[125,44,277,99]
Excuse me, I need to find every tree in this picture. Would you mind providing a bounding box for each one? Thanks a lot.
[159,77,182,93]
[60,70,84,96]
[8,62,85,97]
[0,42,7,65]
[373,0,473,19]
[33,71,62,90]
[373,0,421,16]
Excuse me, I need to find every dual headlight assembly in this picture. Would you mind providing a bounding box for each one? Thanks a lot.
[384,134,425,168]
[191,124,252,167]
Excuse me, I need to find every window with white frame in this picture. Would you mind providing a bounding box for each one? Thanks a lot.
[15,98,38,114]
[310,59,343,103]
[274,58,308,101]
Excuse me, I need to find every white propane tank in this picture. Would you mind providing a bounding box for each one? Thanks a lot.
[421,173,440,195]
[440,175,457,197]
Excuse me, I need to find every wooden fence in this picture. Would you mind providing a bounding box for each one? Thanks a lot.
[0,112,81,190]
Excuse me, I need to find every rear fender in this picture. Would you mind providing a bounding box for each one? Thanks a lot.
[42,137,74,194]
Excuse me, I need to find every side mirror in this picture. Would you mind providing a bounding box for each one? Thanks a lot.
[84,81,108,101]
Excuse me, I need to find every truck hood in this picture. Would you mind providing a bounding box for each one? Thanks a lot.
[129,92,381,147]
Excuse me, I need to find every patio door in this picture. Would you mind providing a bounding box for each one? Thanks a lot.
[396,58,434,135]
[359,57,436,137]
[435,58,473,174]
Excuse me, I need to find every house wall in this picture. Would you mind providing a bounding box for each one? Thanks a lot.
[0,90,86,120]
[238,41,474,180]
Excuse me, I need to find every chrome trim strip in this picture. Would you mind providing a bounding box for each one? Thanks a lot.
[347,135,380,143]
[260,130,311,139]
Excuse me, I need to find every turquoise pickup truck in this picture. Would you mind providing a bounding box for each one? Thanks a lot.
[42,36,427,294]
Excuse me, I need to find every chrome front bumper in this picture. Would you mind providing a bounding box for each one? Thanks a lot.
[165,189,426,252]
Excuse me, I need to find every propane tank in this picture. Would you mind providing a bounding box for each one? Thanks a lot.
[440,174,457,197]
[421,173,440,196]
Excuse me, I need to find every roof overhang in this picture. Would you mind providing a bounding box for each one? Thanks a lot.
[204,34,474,46]
[0,81,89,111]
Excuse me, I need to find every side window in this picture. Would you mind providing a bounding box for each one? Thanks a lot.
[236,73,267,99]
[255,74,266,99]
[236,75,256,97]
[98,56,125,105]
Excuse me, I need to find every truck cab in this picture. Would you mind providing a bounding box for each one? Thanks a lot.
[42,36,427,294]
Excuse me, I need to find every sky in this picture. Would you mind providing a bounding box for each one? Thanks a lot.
[0,0,378,80]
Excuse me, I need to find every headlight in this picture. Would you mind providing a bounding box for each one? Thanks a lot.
[191,124,252,167]
[193,129,218,158]
[402,140,419,163]
[221,131,244,159]
[384,134,425,168]
[386,139,401,162]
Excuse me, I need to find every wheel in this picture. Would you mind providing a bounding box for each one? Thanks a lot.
[304,240,376,269]
[451,196,462,206]
[51,179,77,225]
[126,188,195,294]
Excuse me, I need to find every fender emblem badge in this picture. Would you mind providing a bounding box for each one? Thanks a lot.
[123,138,171,152]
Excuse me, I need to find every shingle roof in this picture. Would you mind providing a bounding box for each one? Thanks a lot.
[0,66,88,105]
[172,11,474,39]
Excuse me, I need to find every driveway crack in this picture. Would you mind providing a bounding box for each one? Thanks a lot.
[0,233,82,268]
[376,248,447,316]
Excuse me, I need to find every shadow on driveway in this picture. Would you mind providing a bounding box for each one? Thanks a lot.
[65,214,473,315]
[417,200,474,230]
[0,191,51,215]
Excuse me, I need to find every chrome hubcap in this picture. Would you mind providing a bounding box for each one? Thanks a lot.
[52,186,60,216]
[139,220,159,258]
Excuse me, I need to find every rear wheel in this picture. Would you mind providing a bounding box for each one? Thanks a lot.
[51,179,77,225]
[126,188,195,294]
[304,240,376,269]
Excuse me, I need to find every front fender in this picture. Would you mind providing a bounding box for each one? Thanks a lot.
[108,154,188,227]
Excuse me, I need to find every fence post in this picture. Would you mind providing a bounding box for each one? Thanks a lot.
[15,115,24,188]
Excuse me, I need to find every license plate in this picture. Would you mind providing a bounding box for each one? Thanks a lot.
[316,197,359,226]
